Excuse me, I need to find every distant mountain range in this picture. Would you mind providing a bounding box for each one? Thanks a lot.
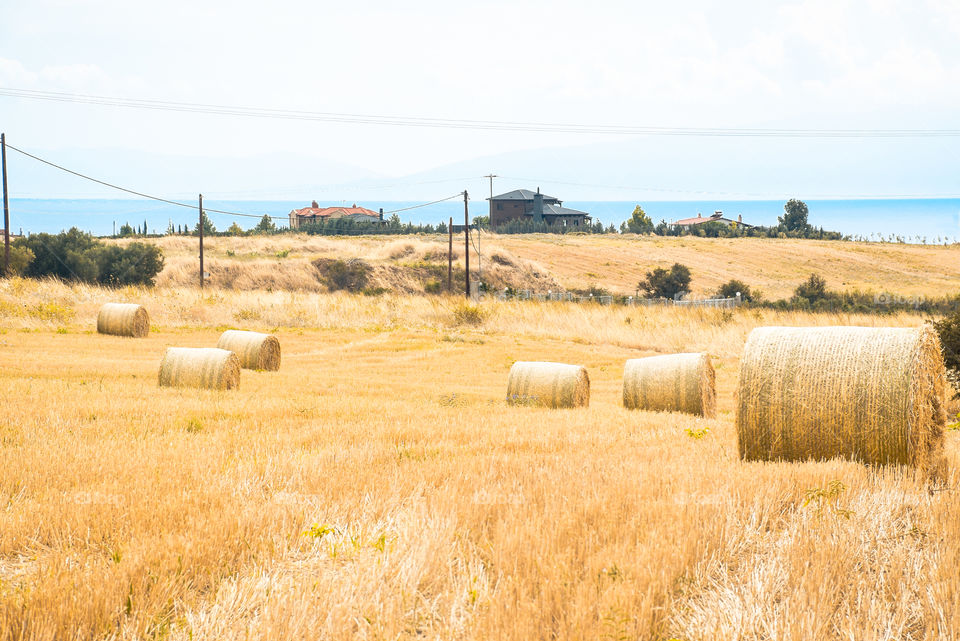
[5,135,959,203]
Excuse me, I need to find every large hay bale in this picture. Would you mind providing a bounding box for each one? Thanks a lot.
[622,353,716,417]
[158,347,241,390]
[97,303,149,338]
[737,326,946,469]
[216,330,281,371]
[506,361,589,408]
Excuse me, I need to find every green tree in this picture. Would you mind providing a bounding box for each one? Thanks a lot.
[717,279,759,303]
[779,199,810,233]
[118,222,135,237]
[253,214,276,234]
[794,273,829,304]
[95,242,165,286]
[4,244,34,275]
[624,205,654,234]
[226,222,245,235]
[638,263,692,299]
[194,213,216,236]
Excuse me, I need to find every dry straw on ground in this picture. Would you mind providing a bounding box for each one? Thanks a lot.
[217,330,281,371]
[737,325,947,469]
[506,361,590,408]
[622,352,716,417]
[158,347,241,390]
[96,303,149,337]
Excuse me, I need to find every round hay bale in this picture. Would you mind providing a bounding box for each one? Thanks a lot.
[506,361,589,408]
[216,330,281,371]
[158,347,241,390]
[622,353,716,417]
[736,325,946,469]
[97,303,149,338]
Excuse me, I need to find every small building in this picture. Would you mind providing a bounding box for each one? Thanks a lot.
[671,211,752,229]
[487,188,591,228]
[288,201,382,229]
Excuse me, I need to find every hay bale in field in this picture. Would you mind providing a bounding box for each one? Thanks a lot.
[158,347,241,390]
[622,353,716,417]
[506,361,589,408]
[737,325,947,469]
[97,303,149,338]
[216,330,281,371]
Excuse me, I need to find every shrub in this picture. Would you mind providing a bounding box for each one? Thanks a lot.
[4,245,34,275]
[934,310,960,398]
[638,263,691,299]
[96,242,165,286]
[717,279,759,303]
[12,230,164,286]
[314,258,370,292]
[794,273,829,305]
[451,301,487,326]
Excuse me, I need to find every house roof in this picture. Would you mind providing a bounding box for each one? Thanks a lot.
[291,205,379,219]
[489,189,560,202]
[541,203,590,218]
[672,213,749,227]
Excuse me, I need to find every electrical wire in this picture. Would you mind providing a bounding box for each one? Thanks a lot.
[4,142,466,223]
[497,175,960,200]
[382,193,464,214]
[4,87,960,137]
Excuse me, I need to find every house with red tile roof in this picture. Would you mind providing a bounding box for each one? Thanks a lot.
[671,211,752,229]
[288,201,382,229]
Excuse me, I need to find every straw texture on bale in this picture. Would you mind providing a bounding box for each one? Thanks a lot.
[216,330,281,371]
[97,303,149,338]
[506,361,590,408]
[737,325,947,469]
[158,347,241,390]
[622,353,716,417]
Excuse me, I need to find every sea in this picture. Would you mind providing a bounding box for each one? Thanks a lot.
[6,198,960,242]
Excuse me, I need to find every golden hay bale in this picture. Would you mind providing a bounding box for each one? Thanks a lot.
[216,330,281,371]
[737,325,947,469]
[97,303,149,338]
[506,361,589,408]
[158,347,241,390]
[622,353,716,417]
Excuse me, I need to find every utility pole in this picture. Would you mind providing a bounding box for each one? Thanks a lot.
[198,194,204,290]
[483,173,497,220]
[447,216,453,293]
[1,133,9,275]
[463,190,470,299]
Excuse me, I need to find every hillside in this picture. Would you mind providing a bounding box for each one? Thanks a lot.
[139,233,960,300]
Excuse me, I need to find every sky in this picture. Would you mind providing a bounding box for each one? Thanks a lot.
[1,0,959,201]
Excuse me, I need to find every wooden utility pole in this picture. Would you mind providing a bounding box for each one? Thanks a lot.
[198,194,204,290]
[1,133,9,275]
[483,173,497,220]
[447,216,453,292]
[463,191,470,299]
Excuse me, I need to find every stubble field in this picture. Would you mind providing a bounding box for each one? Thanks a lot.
[2,233,960,640]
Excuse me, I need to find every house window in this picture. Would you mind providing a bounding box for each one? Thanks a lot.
[496,203,503,211]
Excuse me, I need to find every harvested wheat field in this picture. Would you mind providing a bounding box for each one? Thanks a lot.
[2,275,960,640]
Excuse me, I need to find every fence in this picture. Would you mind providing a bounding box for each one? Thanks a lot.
[486,288,741,308]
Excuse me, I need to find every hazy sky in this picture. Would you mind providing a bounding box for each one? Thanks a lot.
[1,0,959,198]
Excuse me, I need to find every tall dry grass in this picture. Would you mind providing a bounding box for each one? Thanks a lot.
[1,276,959,639]
[136,232,960,299]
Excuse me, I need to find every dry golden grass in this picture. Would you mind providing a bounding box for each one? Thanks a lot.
[1,271,960,639]
[133,232,960,298]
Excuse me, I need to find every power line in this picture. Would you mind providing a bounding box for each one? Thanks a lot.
[5,141,465,224]
[382,193,464,214]
[497,175,960,200]
[4,87,960,137]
